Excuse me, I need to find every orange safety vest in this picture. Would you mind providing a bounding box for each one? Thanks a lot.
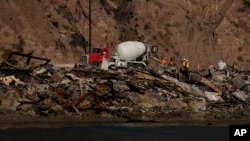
[161,59,167,65]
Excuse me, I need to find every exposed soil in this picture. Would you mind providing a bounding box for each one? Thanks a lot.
[1,0,250,69]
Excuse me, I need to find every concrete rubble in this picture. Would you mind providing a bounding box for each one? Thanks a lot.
[1,52,250,121]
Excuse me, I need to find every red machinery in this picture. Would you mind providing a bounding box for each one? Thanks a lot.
[76,47,109,67]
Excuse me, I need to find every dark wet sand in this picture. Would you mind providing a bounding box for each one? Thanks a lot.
[1,114,250,129]
[0,123,230,141]
[1,115,250,141]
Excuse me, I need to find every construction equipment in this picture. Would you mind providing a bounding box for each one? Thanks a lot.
[109,41,158,69]
[75,41,158,69]
[75,47,109,68]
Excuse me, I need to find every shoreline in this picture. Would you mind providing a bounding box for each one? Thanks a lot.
[1,114,250,129]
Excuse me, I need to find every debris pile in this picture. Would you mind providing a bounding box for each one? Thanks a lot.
[0,52,250,121]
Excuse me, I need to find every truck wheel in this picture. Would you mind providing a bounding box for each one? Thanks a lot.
[127,63,134,69]
[151,46,158,53]
[136,64,144,69]
[91,62,100,68]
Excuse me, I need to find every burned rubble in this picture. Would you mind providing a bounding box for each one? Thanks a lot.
[0,52,250,121]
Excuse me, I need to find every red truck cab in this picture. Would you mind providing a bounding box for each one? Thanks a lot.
[76,47,109,67]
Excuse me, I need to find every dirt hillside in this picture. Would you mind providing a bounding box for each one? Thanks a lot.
[0,0,250,69]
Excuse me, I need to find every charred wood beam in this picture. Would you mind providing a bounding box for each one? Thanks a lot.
[1,62,19,69]
[48,86,72,109]
[184,71,222,94]
[126,82,146,94]
[0,69,32,82]
[107,79,116,100]
[7,51,50,66]
[72,80,87,106]
[85,82,106,98]
[48,85,69,98]
[200,77,222,94]
[27,73,42,81]
[174,86,190,97]
[161,73,205,97]
[88,90,130,119]
[163,69,222,95]
[127,69,166,82]
[70,69,119,79]
[147,69,165,79]
[188,71,202,82]
[153,80,175,91]
[48,82,88,114]
[85,82,130,119]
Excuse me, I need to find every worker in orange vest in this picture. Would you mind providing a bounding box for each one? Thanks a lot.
[161,57,167,66]
[168,57,177,77]
[168,57,176,67]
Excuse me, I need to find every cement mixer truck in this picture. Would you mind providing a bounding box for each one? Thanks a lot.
[108,41,158,69]
[75,41,158,69]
